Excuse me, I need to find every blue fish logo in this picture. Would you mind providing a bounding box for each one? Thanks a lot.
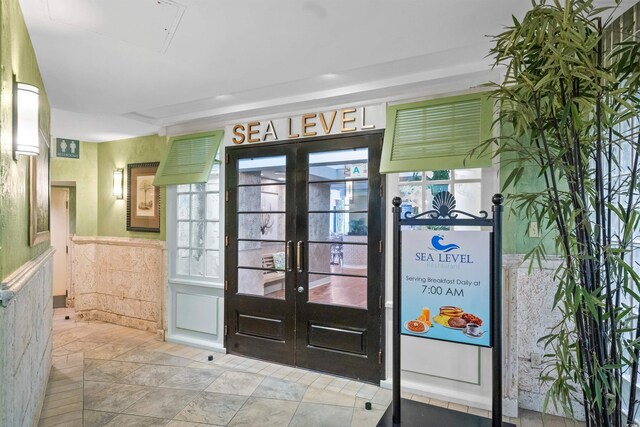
[430,234,460,253]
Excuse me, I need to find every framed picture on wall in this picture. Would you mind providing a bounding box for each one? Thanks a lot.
[29,130,51,246]
[126,162,160,232]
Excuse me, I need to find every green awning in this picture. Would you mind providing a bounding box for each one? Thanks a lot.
[380,93,493,173]
[154,130,223,186]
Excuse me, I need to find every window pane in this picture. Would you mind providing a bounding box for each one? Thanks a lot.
[205,250,220,278]
[454,182,482,215]
[424,184,451,211]
[399,185,421,216]
[178,195,190,220]
[206,222,219,249]
[177,221,189,247]
[176,249,189,275]
[206,165,220,191]
[426,170,450,181]
[190,249,204,276]
[191,183,205,193]
[206,193,219,220]
[177,184,190,193]
[454,168,482,179]
[191,221,205,248]
[399,172,422,182]
[191,193,205,220]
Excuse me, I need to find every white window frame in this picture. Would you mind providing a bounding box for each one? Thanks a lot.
[167,164,225,288]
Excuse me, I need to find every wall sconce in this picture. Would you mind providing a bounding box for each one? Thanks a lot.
[13,76,40,159]
[113,169,124,199]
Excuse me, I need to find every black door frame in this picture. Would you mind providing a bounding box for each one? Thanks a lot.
[225,130,385,382]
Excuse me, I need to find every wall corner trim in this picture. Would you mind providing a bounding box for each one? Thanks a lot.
[0,247,55,307]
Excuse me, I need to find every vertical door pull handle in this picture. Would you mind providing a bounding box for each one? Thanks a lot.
[285,241,293,272]
[296,241,304,273]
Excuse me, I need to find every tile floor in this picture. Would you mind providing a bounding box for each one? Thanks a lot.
[39,308,584,426]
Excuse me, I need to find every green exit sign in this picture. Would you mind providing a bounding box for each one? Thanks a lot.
[56,138,80,159]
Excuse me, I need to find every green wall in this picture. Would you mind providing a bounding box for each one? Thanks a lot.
[51,141,98,236]
[97,135,167,240]
[0,0,51,281]
[51,135,168,240]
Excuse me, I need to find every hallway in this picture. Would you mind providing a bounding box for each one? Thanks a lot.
[39,309,580,427]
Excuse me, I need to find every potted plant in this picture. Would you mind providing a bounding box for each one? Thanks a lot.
[481,0,640,425]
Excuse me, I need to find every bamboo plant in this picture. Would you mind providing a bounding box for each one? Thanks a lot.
[480,0,640,425]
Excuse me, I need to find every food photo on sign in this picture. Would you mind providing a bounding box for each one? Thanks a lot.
[400,230,491,347]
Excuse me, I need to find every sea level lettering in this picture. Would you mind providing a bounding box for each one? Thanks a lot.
[414,253,474,263]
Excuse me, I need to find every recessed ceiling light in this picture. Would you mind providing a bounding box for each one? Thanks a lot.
[321,73,338,79]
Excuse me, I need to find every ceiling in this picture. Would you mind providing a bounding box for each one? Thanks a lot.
[18,0,630,142]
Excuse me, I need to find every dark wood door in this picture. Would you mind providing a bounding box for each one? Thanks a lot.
[225,132,384,383]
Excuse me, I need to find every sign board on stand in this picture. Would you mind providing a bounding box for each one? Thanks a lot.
[401,230,491,347]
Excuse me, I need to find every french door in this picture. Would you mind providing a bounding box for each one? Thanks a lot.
[225,133,384,382]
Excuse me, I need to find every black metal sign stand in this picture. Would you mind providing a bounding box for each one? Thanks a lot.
[378,193,510,427]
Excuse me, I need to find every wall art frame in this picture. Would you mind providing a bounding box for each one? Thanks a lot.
[127,162,160,232]
[29,130,51,246]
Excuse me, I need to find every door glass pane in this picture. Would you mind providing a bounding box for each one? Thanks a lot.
[308,213,367,241]
[309,148,368,182]
[238,242,286,269]
[308,242,368,275]
[238,213,286,241]
[236,155,287,300]
[238,156,286,185]
[238,184,286,212]
[308,273,367,309]
[237,267,285,300]
[308,181,367,211]
[307,148,368,309]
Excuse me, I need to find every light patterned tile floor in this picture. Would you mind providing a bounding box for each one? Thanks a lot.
[39,308,584,426]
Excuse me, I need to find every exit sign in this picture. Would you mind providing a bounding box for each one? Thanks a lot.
[56,138,79,159]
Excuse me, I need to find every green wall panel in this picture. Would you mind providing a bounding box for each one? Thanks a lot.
[97,135,168,240]
[51,141,98,236]
[0,0,51,281]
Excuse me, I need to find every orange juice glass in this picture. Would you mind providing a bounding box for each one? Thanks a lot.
[421,307,430,321]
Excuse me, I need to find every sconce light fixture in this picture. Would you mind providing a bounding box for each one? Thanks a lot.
[13,76,40,159]
[113,169,124,199]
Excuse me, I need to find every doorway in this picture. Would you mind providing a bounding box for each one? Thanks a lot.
[51,187,69,308]
[225,133,384,383]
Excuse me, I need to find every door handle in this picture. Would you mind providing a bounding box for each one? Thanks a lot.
[296,241,304,273]
[285,241,293,272]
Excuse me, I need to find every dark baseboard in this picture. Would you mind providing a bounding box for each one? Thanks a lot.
[377,398,516,427]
